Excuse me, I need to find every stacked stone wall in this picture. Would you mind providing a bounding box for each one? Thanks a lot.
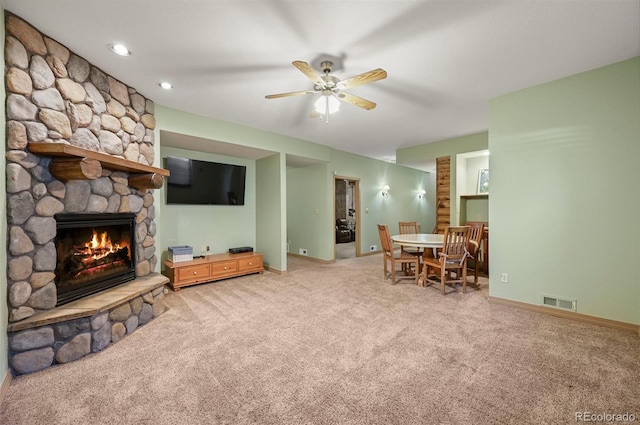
[10,286,166,375]
[4,13,167,374]
[5,13,159,322]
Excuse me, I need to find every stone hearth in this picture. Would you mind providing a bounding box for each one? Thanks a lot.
[7,274,168,375]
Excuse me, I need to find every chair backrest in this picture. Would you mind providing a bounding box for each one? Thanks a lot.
[398,221,419,235]
[441,226,471,262]
[466,222,485,254]
[336,218,349,230]
[377,224,393,255]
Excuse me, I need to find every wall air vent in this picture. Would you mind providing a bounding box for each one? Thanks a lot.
[542,295,577,312]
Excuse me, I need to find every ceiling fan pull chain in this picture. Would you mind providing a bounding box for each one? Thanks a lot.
[325,96,330,124]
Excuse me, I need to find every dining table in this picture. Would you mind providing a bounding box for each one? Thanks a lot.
[390,233,445,286]
[390,233,444,249]
[391,232,480,289]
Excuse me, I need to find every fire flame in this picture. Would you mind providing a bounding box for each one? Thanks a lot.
[82,230,123,262]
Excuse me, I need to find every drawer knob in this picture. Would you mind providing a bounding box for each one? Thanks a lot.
[193,271,198,275]
[249,262,252,266]
[224,266,228,270]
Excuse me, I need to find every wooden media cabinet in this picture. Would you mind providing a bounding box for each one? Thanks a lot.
[162,252,264,291]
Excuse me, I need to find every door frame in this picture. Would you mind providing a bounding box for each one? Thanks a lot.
[333,176,361,259]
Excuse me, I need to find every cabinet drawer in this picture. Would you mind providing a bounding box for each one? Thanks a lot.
[177,264,211,282]
[239,256,262,271]
[211,260,238,275]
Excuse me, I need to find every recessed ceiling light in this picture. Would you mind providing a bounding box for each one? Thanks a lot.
[159,82,173,90]
[110,43,131,56]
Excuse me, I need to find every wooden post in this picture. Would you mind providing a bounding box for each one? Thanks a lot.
[48,157,102,181]
[128,173,164,190]
[435,156,451,234]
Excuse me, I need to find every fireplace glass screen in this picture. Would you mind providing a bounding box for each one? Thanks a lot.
[55,213,136,306]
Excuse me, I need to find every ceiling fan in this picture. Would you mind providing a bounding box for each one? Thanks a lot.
[265,60,387,122]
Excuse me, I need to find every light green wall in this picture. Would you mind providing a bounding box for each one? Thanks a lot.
[464,199,489,223]
[155,105,433,265]
[464,156,489,196]
[155,105,331,162]
[0,6,8,385]
[155,104,332,271]
[397,132,488,225]
[287,162,333,260]
[158,146,257,260]
[256,154,286,270]
[286,150,432,262]
[397,132,488,164]
[489,57,640,324]
[456,155,489,224]
[328,149,432,258]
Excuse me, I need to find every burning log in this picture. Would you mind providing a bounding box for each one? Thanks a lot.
[63,246,130,279]
[73,246,114,257]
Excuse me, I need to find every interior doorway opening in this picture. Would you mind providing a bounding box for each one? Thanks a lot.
[334,177,360,260]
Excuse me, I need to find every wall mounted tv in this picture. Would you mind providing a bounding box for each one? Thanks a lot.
[165,156,246,205]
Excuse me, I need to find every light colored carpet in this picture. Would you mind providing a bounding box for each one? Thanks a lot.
[1,254,638,424]
[336,241,356,260]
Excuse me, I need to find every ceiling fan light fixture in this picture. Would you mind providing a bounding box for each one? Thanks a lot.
[265,59,386,121]
[314,94,340,115]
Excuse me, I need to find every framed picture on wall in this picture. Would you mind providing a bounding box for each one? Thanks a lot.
[477,169,489,194]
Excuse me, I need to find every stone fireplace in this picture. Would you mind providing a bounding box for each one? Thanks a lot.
[5,13,169,375]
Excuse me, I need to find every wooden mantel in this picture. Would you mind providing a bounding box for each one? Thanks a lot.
[27,142,170,189]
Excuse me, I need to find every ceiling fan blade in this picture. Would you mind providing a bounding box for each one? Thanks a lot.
[337,92,377,110]
[265,90,317,99]
[340,68,387,90]
[292,61,323,84]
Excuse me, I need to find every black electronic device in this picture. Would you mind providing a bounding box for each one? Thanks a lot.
[165,156,246,206]
[228,246,254,254]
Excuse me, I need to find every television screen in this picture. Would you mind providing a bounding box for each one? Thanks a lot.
[165,156,246,205]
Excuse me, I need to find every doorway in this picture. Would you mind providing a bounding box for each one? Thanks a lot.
[334,177,360,260]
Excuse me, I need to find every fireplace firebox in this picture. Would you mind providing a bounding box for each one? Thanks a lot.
[54,213,137,306]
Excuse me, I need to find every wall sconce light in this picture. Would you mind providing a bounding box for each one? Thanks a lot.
[417,189,426,199]
[381,185,390,198]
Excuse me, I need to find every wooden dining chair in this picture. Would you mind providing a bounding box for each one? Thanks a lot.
[421,226,471,294]
[398,221,422,274]
[377,224,419,285]
[466,222,485,285]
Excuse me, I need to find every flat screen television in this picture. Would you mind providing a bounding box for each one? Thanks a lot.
[165,156,246,205]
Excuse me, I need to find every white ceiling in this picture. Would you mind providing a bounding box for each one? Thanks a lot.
[3,0,639,172]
